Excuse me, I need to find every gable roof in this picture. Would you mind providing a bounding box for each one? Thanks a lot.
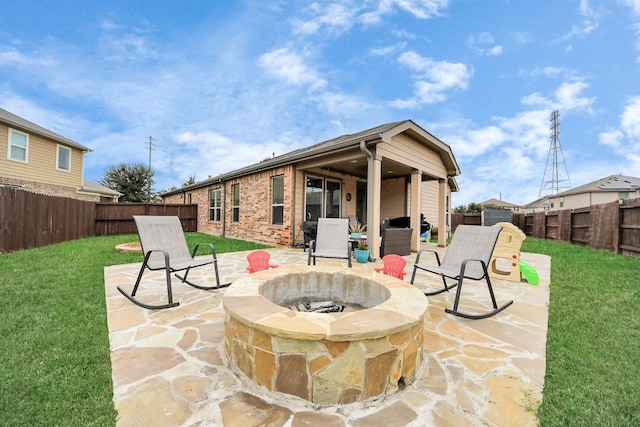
[480,198,521,208]
[523,174,640,208]
[80,180,122,197]
[554,174,640,197]
[0,108,91,152]
[164,120,460,195]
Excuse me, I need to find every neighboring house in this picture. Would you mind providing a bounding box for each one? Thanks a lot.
[0,108,120,202]
[523,174,640,213]
[162,120,461,257]
[480,198,522,212]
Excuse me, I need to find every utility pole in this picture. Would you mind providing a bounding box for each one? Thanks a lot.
[539,110,571,198]
[146,136,157,202]
[147,136,156,170]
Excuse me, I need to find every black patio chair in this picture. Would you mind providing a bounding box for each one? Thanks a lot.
[410,225,513,319]
[117,215,230,310]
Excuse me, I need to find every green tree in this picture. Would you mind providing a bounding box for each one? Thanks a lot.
[101,163,155,202]
[467,202,482,213]
[183,174,196,187]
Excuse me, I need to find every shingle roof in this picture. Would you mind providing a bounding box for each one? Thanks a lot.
[480,198,521,207]
[555,174,640,197]
[163,119,459,196]
[0,108,91,152]
[81,180,122,196]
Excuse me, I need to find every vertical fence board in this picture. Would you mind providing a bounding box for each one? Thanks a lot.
[620,198,640,258]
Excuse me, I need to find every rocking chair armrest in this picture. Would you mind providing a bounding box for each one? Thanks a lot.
[142,248,171,268]
[191,243,218,261]
[458,257,488,277]
[414,248,441,266]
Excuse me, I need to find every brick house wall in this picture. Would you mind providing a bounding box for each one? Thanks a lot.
[0,177,100,202]
[164,165,295,246]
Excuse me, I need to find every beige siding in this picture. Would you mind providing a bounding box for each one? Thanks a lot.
[420,181,440,225]
[381,178,407,220]
[1,123,84,188]
[377,134,448,178]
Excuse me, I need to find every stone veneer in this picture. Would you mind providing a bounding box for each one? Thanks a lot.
[223,266,429,405]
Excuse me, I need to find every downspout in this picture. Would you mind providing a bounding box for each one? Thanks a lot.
[221,180,227,237]
[360,139,374,227]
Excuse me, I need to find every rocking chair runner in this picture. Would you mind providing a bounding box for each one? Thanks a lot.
[410,225,513,319]
[374,254,407,280]
[117,215,230,310]
[246,250,278,273]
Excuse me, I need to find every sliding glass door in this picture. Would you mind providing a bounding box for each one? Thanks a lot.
[305,176,341,221]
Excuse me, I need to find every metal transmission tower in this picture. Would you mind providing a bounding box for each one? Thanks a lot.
[539,110,571,198]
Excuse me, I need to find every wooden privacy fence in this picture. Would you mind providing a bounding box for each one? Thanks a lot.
[0,187,198,253]
[451,198,640,258]
[0,187,95,252]
[95,203,198,235]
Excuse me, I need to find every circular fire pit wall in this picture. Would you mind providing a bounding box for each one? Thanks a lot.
[223,267,428,405]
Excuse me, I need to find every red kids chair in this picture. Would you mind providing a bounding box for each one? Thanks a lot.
[246,250,278,273]
[374,254,407,280]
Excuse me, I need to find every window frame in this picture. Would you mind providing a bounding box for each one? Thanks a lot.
[8,128,29,163]
[209,188,222,221]
[232,184,240,222]
[304,175,342,220]
[56,144,71,172]
[271,175,285,225]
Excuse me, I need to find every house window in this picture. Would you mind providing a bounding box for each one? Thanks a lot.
[619,192,629,200]
[272,175,284,225]
[550,198,554,208]
[304,176,341,220]
[57,145,71,172]
[232,184,240,222]
[8,129,28,162]
[209,188,221,221]
[559,196,564,208]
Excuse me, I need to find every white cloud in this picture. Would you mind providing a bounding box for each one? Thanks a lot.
[620,95,640,140]
[599,129,624,149]
[391,51,471,107]
[560,0,600,41]
[291,3,356,35]
[467,32,503,56]
[257,48,327,90]
[555,80,595,113]
[519,80,594,113]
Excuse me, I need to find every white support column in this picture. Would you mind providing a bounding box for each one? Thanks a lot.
[438,178,447,247]
[410,170,422,252]
[367,154,382,259]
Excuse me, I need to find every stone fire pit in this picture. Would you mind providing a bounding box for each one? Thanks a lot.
[223,265,428,405]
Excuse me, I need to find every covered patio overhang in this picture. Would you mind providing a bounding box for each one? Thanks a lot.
[294,121,460,258]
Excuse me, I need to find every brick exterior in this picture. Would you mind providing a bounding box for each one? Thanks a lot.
[164,166,295,246]
[0,177,100,202]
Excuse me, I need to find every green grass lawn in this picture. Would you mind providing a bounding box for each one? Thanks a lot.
[522,238,640,426]
[0,233,268,426]
[0,235,638,425]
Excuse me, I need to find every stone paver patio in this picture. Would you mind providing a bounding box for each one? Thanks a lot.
[104,243,550,426]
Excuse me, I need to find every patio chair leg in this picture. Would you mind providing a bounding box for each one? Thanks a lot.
[444,263,513,320]
[117,252,180,310]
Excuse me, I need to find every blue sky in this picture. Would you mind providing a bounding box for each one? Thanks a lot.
[1,0,639,207]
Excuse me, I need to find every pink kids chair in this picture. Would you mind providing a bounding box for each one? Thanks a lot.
[374,254,407,280]
[246,250,278,273]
